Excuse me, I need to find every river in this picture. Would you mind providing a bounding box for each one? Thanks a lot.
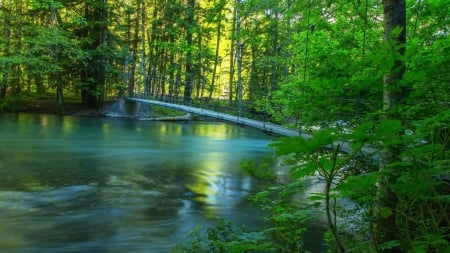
[0,113,330,252]
[0,113,279,252]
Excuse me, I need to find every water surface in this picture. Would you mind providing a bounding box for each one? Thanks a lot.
[0,113,273,252]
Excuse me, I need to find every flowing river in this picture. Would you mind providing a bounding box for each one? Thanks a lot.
[0,113,326,252]
[0,113,276,252]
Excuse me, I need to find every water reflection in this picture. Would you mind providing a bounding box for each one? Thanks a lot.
[0,113,272,252]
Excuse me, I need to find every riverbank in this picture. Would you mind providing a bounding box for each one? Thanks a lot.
[0,96,101,116]
[3,97,200,123]
[24,99,101,116]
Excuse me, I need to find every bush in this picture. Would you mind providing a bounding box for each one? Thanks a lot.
[0,96,27,113]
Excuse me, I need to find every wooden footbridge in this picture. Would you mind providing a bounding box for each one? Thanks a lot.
[126,97,311,138]
[125,98,312,138]
[126,97,375,155]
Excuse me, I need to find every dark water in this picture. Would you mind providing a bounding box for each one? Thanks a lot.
[0,113,274,252]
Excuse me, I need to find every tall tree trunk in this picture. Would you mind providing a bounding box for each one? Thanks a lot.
[147,1,158,98]
[175,61,182,102]
[0,0,12,99]
[235,0,243,117]
[35,76,45,96]
[55,72,64,111]
[183,0,195,104]
[50,3,64,111]
[127,51,136,97]
[248,42,259,102]
[167,34,176,101]
[377,0,407,252]
[140,0,148,97]
[228,3,236,104]
[128,0,140,97]
[2,0,23,97]
[382,0,408,114]
[209,0,225,98]
[158,49,167,98]
[82,0,108,108]
[270,9,280,93]
[196,30,202,99]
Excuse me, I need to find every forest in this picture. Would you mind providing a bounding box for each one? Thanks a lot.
[0,0,449,252]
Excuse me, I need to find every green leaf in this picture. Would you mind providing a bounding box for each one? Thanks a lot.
[335,173,378,200]
[290,162,317,179]
[270,129,338,157]
[380,240,400,250]
[433,195,450,204]
[269,136,310,155]
[375,120,403,137]
[312,201,321,208]
[253,190,270,199]
[308,194,325,202]
[380,207,393,218]
[310,129,339,150]
[347,122,374,150]
[237,231,265,243]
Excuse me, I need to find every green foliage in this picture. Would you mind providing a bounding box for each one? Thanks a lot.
[24,26,86,76]
[0,96,27,112]
[379,240,401,251]
[241,156,277,180]
[270,129,338,157]
[171,220,272,253]
[29,0,63,11]
[335,173,378,205]
[265,109,449,253]
[173,181,312,253]
[150,106,185,117]
[383,113,450,252]
[249,181,313,252]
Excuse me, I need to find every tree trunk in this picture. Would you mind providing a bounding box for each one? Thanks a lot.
[270,9,280,93]
[0,0,12,99]
[147,1,159,98]
[196,30,203,99]
[228,3,236,104]
[235,0,243,117]
[50,3,64,111]
[140,0,148,98]
[167,37,176,102]
[35,76,46,96]
[209,0,225,99]
[377,0,407,252]
[183,0,195,104]
[128,0,140,97]
[82,0,108,108]
[56,73,64,112]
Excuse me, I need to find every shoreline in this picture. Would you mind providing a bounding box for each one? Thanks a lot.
[9,98,196,122]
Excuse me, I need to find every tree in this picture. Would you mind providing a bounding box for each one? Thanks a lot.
[376,0,407,251]
[0,0,12,99]
[0,0,25,98]
[49,1,64,108]
[207,0,226,99]
[183,0,195,104]
[79,0,109,108]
